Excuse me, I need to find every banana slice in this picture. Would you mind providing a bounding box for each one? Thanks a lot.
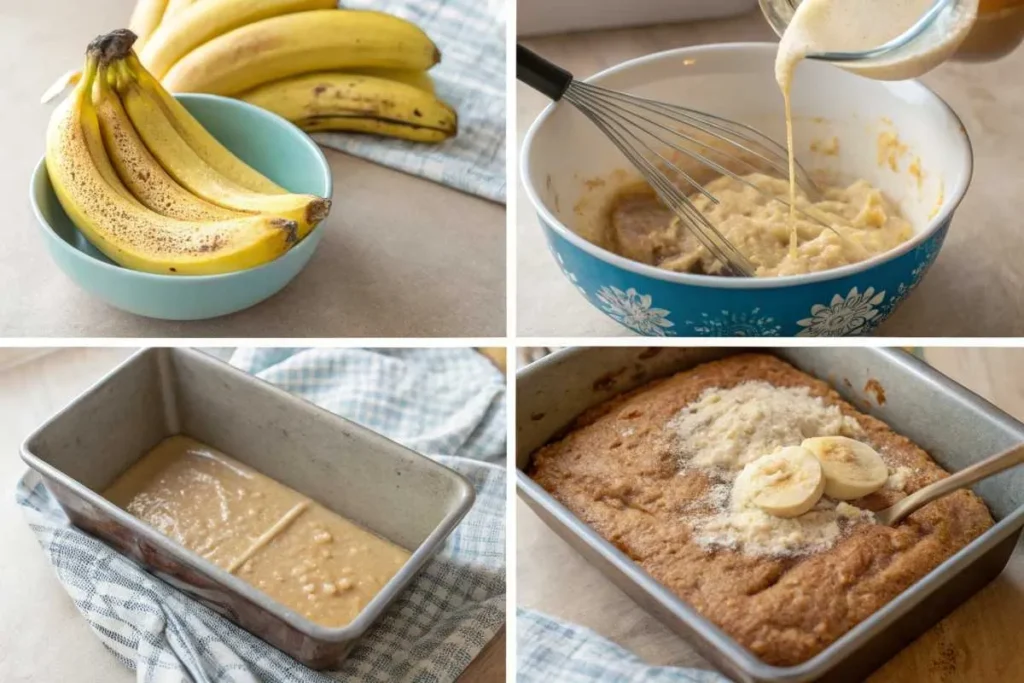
[733,446,825,518]
[801,436,888,500]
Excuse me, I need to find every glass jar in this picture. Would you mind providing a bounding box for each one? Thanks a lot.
[760,0,1023,66]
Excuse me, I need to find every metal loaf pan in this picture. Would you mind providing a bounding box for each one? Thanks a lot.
[517,347,1024,683]
[22,348,475,670]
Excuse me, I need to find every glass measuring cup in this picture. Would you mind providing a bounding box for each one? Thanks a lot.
[759,0,986,78]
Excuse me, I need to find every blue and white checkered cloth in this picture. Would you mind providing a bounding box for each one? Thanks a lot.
[16,348,506,683]
[317,0,507,203]
[518,609,729,683]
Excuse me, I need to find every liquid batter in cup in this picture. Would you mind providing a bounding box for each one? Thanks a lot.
[775,0,979,240]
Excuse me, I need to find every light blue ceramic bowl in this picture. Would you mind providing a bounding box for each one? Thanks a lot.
[31,93,332,321]
[522,44,973,337]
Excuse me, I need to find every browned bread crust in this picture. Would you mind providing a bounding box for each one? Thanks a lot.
[529,353,993,666]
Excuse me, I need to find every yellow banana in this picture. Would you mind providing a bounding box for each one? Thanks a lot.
[41,21,436,107]
[76,72,145,207]
[240,73,457,143]
[46,58,298,276]
[351,68,435,94]
[140,0,336,80]
[125,53,287,195]
[116,62,330,239]
[162,10,441,96]
[95,67,242,222]
[162,0,197,23]
[128,0,169,52]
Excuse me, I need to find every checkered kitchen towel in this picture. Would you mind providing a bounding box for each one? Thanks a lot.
[517,609,729,683]
[16,348,506,683]
[316,0,507,203]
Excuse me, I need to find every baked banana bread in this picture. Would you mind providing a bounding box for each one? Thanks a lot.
[528,353,993,666]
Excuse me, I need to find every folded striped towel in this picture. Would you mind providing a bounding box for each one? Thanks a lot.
[517,609,729,683]
[316,0,507,203]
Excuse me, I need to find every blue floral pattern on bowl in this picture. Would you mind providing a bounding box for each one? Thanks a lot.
[543,216,949,337]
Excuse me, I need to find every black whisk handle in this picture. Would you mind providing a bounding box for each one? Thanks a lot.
[517,44,574,101]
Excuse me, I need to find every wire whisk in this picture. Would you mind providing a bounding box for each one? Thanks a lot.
[518,44,829,278]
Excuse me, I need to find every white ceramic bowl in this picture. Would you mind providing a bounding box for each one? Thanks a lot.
[521,43,973,336]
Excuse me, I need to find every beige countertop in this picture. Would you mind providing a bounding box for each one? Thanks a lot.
[1,1,505,338]
[517,12,1024,337]
[517,347,1024,682]
[0,349,504,682]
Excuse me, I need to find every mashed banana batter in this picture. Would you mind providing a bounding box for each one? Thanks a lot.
[105,435,411,627]
[609,173,912,277]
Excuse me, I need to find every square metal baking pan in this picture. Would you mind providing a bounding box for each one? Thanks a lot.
[517,347,1024,683]
[22,348,475,669]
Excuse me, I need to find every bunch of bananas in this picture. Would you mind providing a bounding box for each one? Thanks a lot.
[46,30,331,276]
[128,0,458,143]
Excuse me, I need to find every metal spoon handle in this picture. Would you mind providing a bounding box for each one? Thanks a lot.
[879,443,1024,526]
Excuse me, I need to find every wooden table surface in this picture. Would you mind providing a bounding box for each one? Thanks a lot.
[516,11,1024,337]
[517,347,1024,682]
[0,0,505,338]
[0,349,504,683]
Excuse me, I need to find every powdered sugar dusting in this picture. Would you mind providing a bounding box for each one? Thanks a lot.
[672,381,876,557]
[669,382,864,471]
[692,479,875,557]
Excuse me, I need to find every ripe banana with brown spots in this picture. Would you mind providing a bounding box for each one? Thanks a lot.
[94,65,243,222]
[240,72,457,143]
[45,51,299,276]
[123,53,287,195]
[112,55,330,239]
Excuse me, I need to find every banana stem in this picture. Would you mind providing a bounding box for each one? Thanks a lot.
[87,29,140,66]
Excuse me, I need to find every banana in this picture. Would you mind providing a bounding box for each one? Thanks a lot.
[115,61,330,238]
[94,67,242,222]
[124,53,286,195]
[46,38,290,196]
[162,10,441,96]
[46,57,298,276]
[140,0,336,80]
[352,68,435,94]
[44,31,438,106]
[240,73,457,143]
[162,0,197,23]
[128,0,169,52]
[76,72,145,207]
[733,446,825,518]
[801,437,889,500]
